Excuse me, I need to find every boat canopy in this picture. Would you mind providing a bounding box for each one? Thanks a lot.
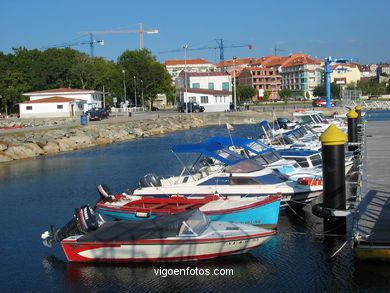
[208,137,273,155]
[77,209,205,242]
[171,142,246,165]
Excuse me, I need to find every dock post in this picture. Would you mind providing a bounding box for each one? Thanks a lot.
[347,109,358,151]
[355,104,363,142]
[320,124,348,235]
[355,104,362,126]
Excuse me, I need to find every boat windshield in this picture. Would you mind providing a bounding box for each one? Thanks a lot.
[295,115,314,125]
[247,141,268,153]
[255,173,289,184]
[214,149,243,164]
[292,157,310,168]
[179,210,210,236]
[310,154,322,166]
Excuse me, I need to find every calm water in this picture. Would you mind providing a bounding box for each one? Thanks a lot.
[1,113,390,293]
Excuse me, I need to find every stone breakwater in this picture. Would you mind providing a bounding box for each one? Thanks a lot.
[0,107,344,163]
[0,115,205,163]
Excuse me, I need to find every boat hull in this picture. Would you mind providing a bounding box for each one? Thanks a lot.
[61,232,275,262]
[96,196,281,228]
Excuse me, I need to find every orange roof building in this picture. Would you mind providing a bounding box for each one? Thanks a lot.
[237,67,281,101]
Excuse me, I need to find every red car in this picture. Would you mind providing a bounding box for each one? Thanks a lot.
[312,99,336,107]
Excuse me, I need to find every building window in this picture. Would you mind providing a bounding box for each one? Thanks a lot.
[192,83,200,88]
[57,105,63,109]
[208,82,214,90]
[222,82,229,91]
[26,106,32,110]
[201,96,209,103]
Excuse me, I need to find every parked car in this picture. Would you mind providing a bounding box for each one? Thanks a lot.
[86,109,109,121]
[177,102,205,113]
[312,98,336,107]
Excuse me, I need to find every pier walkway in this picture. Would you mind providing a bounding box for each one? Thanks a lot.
[354,120,390,260]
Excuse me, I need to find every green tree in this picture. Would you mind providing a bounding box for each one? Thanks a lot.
[236,85,256,102]
[263,90,271,102]
[279,88,292,103]
[313,83,341,99]
[305,91,311,100]
[118,49,174,106]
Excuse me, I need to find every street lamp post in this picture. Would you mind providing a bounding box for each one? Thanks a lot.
[183,44,189,113]
[122,70,127,106]
[134,76,137,107]
[233,56,237,111]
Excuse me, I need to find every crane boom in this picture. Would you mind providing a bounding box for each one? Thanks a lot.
[77,23,158,49]
[41,33,104,57]
[159,39,252,71]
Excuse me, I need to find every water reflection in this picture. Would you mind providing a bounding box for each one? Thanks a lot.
[43,253,273,293]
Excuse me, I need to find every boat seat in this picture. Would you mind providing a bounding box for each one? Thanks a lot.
[146,203,168,209]
[177,203,199,209]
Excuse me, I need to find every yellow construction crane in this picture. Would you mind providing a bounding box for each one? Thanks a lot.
[78,23,158,49]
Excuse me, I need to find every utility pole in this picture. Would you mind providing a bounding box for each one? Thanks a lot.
[183,44,189,113]
[134,76,137,107]
[122,70,127,106]
[233,56,237,111]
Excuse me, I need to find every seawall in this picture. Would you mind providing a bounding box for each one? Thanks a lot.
[0,107,344,163]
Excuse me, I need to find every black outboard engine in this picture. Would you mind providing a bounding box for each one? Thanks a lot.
[138,173,162,188]
[41,205,103,247]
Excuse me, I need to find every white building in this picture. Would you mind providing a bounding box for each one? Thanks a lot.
[165,59,214,79]
[178,88,232,112]
[330,63,361,87]
[19,97,86,118]
[23,88,104,112]
[175,71,232,112]
[179,72,232,91]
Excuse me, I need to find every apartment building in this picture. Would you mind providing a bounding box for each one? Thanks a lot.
[237,67,281,101]
[278,54,322,97]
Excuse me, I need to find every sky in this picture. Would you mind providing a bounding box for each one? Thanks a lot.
[1,0,389,65]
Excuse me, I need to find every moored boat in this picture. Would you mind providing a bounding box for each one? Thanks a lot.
[42,207,275,262]
[95,189,281,228]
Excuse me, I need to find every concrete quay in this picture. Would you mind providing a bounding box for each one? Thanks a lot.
[354,120,390,260]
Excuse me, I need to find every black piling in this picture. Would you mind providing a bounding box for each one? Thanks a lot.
[347,108,358,151]
[355,104,362,126]
[319,124,347,235]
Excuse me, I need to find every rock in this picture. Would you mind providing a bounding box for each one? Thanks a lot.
[132,128,144,137]
[95,137,113,145]
[0,151,13,162]
[43,142,60,155]
[0,140,8,151]
[71,132,93,145]
[57,137,77,152]
[45,129,67,140]
[5,145,39,160]
[24,143,45,155]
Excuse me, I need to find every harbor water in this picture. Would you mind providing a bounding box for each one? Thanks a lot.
[1,112,390,292]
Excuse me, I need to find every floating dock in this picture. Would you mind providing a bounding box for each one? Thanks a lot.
[354,120,390,260]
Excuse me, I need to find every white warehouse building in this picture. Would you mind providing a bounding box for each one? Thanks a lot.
[20,88,104,118]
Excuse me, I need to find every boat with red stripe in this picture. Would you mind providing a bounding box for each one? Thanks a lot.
[42,207,275,263]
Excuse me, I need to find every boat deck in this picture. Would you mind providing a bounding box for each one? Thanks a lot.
[355,120,390,259]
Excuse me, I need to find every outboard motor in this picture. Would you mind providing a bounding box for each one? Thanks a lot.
[41,205,104,247]
[97,184,114,202]
[138,173,162,188]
